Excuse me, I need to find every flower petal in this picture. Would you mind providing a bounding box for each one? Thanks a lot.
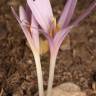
[53,26,73,52]
[30,15,40,53]
[11,7,35,51]
[27,0,53,32]
[25,3,32,23]
[72,0,96,26]
[19,5,29,25]
[40,30,53,51]
[58,0,77,29]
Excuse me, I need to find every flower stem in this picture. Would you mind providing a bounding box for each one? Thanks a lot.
[33,51,45,96]
[47,52,57,96]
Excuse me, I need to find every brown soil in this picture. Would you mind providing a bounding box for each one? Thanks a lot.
[0,0,96,96]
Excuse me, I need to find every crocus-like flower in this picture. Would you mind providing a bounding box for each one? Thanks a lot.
[27,0,96,96]
[11,4,44,96]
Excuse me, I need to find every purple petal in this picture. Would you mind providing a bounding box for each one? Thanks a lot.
[30,15,40,53]
[58,0,77,29]
[40,30,54,52]
[27,0,53,32]
[25,3,32,23]
[11,7,35,51]
[20,25,35,52]
[72,0,96,26]
[19,5,29,25]
[20,4,40,52]
[53,26,73,52]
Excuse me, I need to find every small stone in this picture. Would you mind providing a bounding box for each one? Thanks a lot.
[58,82,80,92]
[51,82,86,96]
[27,59,32,65]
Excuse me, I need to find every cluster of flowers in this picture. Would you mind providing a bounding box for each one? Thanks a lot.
[11,0,96,96]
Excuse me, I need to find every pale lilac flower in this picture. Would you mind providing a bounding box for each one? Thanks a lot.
[27,0,96,96]
[11,4,44,96]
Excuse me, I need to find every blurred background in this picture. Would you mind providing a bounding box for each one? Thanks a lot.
[0,0,96,96]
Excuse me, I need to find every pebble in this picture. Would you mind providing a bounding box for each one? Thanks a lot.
[50,82,86,96]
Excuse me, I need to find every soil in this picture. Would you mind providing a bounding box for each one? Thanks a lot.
[0,0,96,96]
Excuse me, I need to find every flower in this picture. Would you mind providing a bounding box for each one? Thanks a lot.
[11,4,44,96]
[27,0,96,96]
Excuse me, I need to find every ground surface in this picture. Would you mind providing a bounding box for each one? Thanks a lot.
[0,0,96,96]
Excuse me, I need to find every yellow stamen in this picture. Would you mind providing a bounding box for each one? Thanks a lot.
[49,17,56,37]
[49,17,61,38]
[52,17,56,28]
[55,24,61,32]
